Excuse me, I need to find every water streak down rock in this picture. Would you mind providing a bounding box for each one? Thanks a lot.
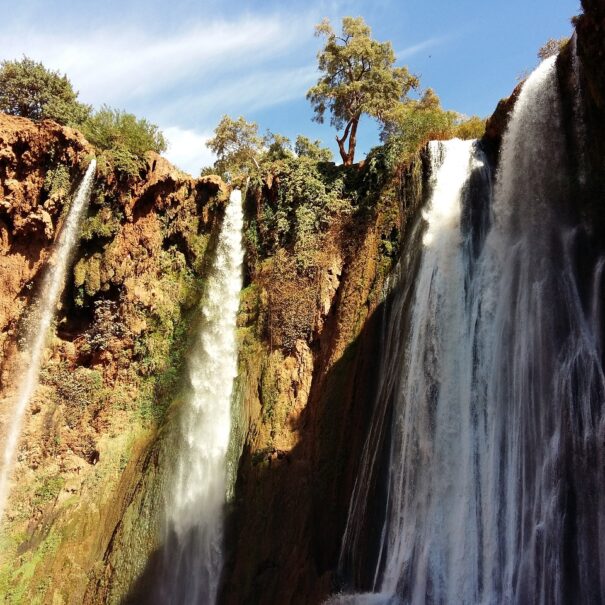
[0,159,96,521]
[153,188,244,604]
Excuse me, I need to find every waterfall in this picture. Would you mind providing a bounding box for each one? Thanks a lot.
[155,188,244,605]
[0,160,96,522]
[332,53,605,605]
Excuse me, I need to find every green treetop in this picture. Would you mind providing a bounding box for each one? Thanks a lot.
[206,115,264,179]
[307,16,419,166]
[0,56,90,126]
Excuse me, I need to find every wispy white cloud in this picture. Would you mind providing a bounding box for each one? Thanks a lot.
[157,65,317,122]
[0,11,323,168]
[396,36,451,60]
[163,126,214,176]
[0,16,313,107]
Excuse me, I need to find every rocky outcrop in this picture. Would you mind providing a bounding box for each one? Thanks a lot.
[0,113,227,603]
[0,115,92,351]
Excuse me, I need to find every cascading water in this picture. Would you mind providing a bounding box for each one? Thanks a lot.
[154,188,244,605]
[0,160,96,522]
[332,53,605,605]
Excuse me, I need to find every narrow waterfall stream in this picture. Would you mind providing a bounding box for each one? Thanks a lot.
[332,54,605,605]
[0,160,97,522]
[155,188,244,604]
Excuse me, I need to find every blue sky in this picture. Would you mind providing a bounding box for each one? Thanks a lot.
[0,0,580,174]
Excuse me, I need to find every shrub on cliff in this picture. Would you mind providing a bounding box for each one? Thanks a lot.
[82,105,167,177]
[453,115,486,139]
[0,56,91,126]
[538,37,569,60]
[294,135,333,162]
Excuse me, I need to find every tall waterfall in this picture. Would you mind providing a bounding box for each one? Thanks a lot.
[156,188,244,604]
[0,160,96,522]
[333,53,605,604]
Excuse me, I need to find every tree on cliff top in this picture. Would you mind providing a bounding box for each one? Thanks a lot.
[0,56,90,126]
[307,17,419,166]
[206,115,263,178]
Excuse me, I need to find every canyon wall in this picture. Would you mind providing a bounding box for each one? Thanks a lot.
[0,2,603,602]
[0,113,227,603]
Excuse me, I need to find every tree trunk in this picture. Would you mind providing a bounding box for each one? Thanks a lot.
[336,116,360,166]
[346,117,359,165]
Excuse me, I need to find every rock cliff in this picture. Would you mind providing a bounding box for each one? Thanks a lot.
[0,113,226,603]
[0,2,604,601]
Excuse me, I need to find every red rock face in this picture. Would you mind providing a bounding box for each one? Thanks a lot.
[0,115,92,342]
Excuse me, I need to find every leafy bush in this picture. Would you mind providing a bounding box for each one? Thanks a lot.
[206,115,263,179]
[41,364,106,429]
[81,105,166,177]
[453,115,486,139]
[294,135,333,162]
[43,164,71,200]
[254,155,350,260]
[0,56,90,126]
[538,37,569,60]
[381,88,485,161]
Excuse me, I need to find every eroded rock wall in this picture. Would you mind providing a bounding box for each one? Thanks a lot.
[0,113,227,604]
[219,154,429,604]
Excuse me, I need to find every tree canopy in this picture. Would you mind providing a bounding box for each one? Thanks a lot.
[0,56,90,126]
[206,115,264,179]
[307,17,419,165]
[294,135,333,162]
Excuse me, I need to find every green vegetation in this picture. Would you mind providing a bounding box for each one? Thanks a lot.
[206,115,263,179]
[41,364,106,429]
[307,17,419,165]
[0,57,167,177]
[294,135,333,162]
[42,164,71,201]
[81,105,167,177]
[382,89,485,161]
[0,57,90,126]
[33,476,64,507]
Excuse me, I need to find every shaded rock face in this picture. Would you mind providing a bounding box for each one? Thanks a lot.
[219,155,431,605]
[0,113,226,603]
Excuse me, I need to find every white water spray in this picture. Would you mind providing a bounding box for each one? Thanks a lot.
[335,54,605,604]
[0,159,96,522]
[158,188,244,604]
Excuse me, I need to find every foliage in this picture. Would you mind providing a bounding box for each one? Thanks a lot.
[381,89,457,160]
[380,89,484,160]
[80,205,123,241]
[206,115,264,180]
[33,476,64,507]
[538,37,569,60]
[254,155,350,260]
[0,56,90,126]
[43,164,71,200]
[294,135,333,162]
[453,115,486,139]
[41,364,106,429]
[264,132,294,161]
[81,105,166,177]
[85,300,128,352]
[307,17,419,165]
